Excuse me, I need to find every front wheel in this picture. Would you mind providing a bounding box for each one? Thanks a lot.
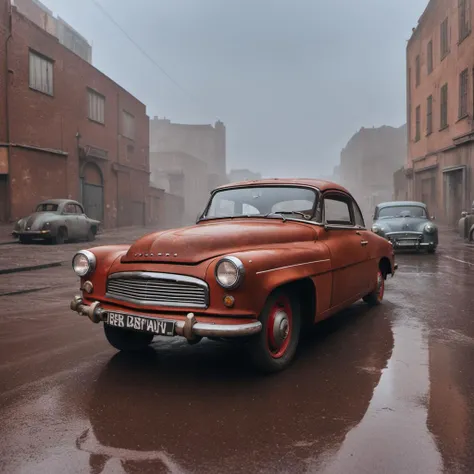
[246,289,301,373]
[427,247,437,254]
[53,227,67,245]
[363,270,385,306]
[104,324,154,352]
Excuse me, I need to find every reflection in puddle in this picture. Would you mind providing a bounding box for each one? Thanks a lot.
[315,322,443,474]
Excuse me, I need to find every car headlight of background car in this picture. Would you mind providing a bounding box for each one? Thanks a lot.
[424,223,436,234]
[72,250,96,277]
[371,225,385,235]
[215,256,245,289]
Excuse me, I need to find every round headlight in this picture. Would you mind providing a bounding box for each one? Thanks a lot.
[424,223,435,234]
[72,250,96,277]
[372,225,380,234]
[215,256,245,289]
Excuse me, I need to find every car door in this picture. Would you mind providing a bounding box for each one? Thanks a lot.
[62,203,80,238]
[320,191,369,308]
[75,204,89,238]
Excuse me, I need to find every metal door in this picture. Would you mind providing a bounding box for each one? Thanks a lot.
[132,201,145,226]
[83,182,104,222]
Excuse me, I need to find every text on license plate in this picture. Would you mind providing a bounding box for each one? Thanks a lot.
[107,312,175,336]
[398,240,417,246]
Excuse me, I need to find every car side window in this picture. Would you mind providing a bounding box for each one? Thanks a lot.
[64,204,74,214]
[323,195,353,226]
[75,204,84,215]
[352,201,365,228]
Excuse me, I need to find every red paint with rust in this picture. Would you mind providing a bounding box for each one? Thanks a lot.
[78,179,396,327]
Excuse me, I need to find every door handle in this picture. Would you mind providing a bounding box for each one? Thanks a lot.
[361,240,369,246]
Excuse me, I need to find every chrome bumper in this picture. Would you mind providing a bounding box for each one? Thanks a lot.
[70,296,262,341]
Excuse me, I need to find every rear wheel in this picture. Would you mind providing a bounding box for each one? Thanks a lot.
[246,289,301,373]
[104,325,154,352]
[363,270,385,306]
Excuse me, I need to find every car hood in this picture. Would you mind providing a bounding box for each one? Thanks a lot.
[375,217,430,233]
[121,219,316,264]
[18,212,58,230]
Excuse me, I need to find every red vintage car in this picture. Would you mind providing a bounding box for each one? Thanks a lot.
[70,179,396,373]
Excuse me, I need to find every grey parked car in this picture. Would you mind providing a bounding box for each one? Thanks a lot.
[458,201,474,241]
[371,201,438,253]
[12,199,101,245]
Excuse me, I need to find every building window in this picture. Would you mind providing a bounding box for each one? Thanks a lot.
[427,40,433,74]
[427,95,433,135]
[88,89,105,124]
[459,0,471,42]
[415,105,421,141]
[459,68,469,118]
[415,55,421,87]
[441,17,449,59]
[440,83,448,129]
[29,51,53,95]
[122,111,135,140]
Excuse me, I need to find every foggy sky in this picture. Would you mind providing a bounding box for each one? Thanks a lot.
[41,0,428,178]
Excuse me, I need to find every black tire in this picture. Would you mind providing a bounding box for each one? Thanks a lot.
[246,289,301,374]
[19,236,31,244]
[104,324,154,352]
[87,227,96,242]
[54,227,67,245]
[363,270,384,306]
[427,247,437,254]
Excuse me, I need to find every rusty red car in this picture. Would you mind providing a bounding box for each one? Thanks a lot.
[70,179,397,373]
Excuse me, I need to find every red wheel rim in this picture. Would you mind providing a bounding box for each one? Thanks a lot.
[266,295,293,359]
[377,271,385,301]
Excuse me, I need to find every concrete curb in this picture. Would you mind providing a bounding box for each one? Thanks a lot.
[0,261,64,275]
[0,241,18,246]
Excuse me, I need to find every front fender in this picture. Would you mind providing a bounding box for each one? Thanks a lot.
[76,245,131,298]
[205,244,331,317]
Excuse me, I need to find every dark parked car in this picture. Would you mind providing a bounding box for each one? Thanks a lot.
[12,199,100,244]
[458,201,474,241]
[371,201,438,253]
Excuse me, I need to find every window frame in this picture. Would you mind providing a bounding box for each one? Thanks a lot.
[415,55,421,87]
[427,40,433,74]
[87,88,106,125]
[415,105,421,141]
[440,83,449,129]
[440,17,449,60]
[427,95,433,135]
[459,0,471,43]
[28,49,54,96]
[321,191,356,229]
[122,110,135,140]
[459,68,469,118]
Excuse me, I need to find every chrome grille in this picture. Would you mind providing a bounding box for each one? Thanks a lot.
[106,272,209,308]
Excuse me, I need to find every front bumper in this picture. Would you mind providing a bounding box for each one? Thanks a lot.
[385,232,436,250]
[70,296,262,341]
[12,230,50,238]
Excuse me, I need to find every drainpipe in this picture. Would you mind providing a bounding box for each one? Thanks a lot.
[5,0,13,221]
[116,91,120,227]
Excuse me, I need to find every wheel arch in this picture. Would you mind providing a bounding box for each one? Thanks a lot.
[379,257,392,279]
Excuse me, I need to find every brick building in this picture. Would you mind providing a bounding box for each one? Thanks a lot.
[0,0,153,228]
[149,117,227,223]
[338,124,407,223]
[406,0,474,227]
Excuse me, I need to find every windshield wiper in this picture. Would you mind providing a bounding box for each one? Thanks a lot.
[264,211,311,221]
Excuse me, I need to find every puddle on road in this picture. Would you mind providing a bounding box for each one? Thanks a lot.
[313,321,443,474]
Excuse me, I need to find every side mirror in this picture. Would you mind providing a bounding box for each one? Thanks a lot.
[431,215,435,220]
[461,211,468,218]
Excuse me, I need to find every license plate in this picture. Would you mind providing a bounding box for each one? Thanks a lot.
[106,311,175,336]
[398,240,417,246]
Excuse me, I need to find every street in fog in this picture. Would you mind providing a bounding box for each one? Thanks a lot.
[0,228,473,474]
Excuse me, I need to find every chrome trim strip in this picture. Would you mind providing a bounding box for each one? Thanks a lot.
[385,231,423,236]
[104,293,208,309]
[256,259,330,275]
[108,271,208,288]
[175,320,262,338]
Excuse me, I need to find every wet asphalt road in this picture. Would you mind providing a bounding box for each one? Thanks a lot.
[0,231,474,473]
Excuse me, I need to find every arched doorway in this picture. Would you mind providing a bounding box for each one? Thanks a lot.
[80,162,104,222]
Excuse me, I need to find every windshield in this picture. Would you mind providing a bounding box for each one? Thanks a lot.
[35,204,58,212]
[378,205,427,219]
[202,186,317,220]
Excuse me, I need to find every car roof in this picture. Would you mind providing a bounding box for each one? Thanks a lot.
[215,178,350,194]
[37,199,82,206]
[376,201,427,208]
